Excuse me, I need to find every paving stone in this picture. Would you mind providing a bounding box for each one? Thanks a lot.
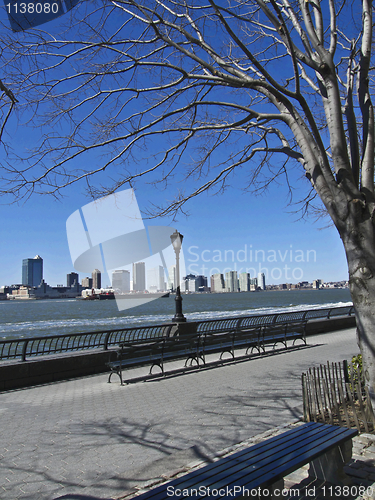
[0,327,368,500]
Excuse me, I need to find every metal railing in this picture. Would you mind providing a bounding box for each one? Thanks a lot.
[0,305,354,362]
[0,324,174,362]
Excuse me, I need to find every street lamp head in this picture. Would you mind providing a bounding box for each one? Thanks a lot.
[170,230,183,252]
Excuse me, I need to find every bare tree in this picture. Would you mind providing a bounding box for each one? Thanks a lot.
[2,1,375,408]
[0,78,17,144]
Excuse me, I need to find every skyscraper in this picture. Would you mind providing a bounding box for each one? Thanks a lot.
[239,272,250,292]
[22,255,43,287]
[168,265,176,291]
[67,272,79,287]
[211,273,225,292]
[250,277,258,291]
[147,266,165,292]
[132,262,146,291]
[92,269,101,289]
[225,271,239,292]
[112,270,131,292]
[258,272,266,290]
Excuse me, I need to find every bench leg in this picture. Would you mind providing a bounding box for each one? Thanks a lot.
[308,440,353,485]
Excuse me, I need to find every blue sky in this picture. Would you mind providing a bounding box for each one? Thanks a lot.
[0,2,351,287]
[0,174,349,287]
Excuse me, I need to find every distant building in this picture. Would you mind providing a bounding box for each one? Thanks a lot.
[182,274,207,293]
[112,270,131,292]
[82,277,93,288]
[257,272,266,290]
[168,265,176,291]
[183,274,199,292]
[22,255,43,287]
[92,269,101,289]
[239,272,250,292]
[196,275,208,288]
[313,279,322,289]
[11,280,81,299]
[225,271,238,292]
[132,262,146,291]
[67,272,79,288]
[147,266,165,292]
[211,273,226,293]
[250,277,258,291]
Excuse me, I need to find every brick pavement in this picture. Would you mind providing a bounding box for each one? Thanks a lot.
[0,328,363,499]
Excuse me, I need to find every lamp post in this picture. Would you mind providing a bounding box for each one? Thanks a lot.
[170,230,186,323]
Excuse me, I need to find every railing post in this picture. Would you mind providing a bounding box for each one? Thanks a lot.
[103,331,111,350]
[21,340,28,362]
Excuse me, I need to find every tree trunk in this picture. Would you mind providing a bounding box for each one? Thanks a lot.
[340,209,375,418]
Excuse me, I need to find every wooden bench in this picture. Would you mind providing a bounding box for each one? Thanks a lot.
[130,422,357,499]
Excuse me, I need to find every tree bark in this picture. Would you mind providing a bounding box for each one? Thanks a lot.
[340,206,375,414]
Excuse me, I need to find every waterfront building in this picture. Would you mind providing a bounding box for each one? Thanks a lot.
[11,280,82,299]
[82,277,93,288]
[112,270,131,292]
[22,255,43,287]
[196,275,208,288]
[186,274,199,292]
[182,274,199,293]
[239,272,250,292]
[92,269,101,289]
[258,272,266,290]
[67,272,79,287]
[147,266,165,292]
[313,279,322,289]
[250,277,258,291]
[211,273,226,293]
[11,285,36,299]
[132,262,146,292]
[225,271,239,292]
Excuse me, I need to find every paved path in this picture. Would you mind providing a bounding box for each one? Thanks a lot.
[0,328,359,499]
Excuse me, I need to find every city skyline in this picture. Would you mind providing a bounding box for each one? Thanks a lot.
[1,175,348,288]
[2,251,343,296]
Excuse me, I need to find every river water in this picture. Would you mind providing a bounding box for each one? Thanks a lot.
[0,288,352,340]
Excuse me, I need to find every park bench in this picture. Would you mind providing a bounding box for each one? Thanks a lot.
[107,338,165,385]
[107,320,307,384]
[199,326,263,364]
[130,422,357,499]
[261,320,307,351]
[107,334,202,385]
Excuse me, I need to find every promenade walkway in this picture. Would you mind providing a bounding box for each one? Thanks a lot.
[0,327,365,499]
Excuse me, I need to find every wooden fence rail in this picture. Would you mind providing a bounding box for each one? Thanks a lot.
[302,359,375,433]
